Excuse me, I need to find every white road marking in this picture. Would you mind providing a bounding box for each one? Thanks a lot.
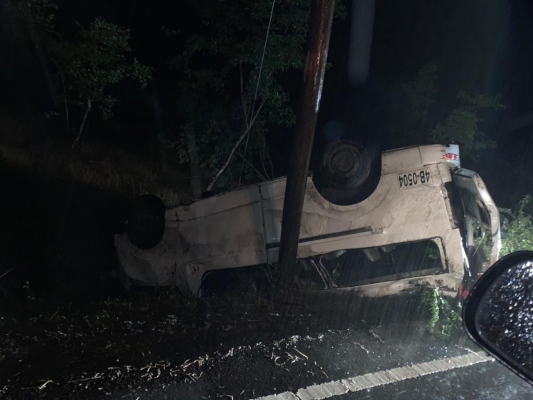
[253,351,493,400]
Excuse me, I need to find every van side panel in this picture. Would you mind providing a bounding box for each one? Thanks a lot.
[174,186,268,290]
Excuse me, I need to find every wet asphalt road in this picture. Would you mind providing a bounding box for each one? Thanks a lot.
[6,289,531,400]
[103,321,531,400]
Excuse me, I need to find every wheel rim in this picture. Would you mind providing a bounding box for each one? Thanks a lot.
[329,145,362,176]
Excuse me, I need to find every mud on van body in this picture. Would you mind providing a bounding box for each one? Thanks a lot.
[115,143,500,298]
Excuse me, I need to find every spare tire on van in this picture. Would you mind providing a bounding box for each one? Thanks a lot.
[313,140,379,205]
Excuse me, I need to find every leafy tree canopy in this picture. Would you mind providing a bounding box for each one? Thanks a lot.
[2,0,152,145]
[167,0,346,189]
[50,18,152,120]
[387,63,504,160]
[1,0,57,46]
[429,92,503,160]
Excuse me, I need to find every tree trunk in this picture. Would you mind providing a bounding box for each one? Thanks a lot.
[186,125,202,199]
[73,100,92,149]
[152,81,167,173]
[59,69,69,134]
[158,132,168,174]
[34,42,59,110]
[50,59,70,134]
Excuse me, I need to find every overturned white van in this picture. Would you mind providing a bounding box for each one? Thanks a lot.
[114,143,500,298]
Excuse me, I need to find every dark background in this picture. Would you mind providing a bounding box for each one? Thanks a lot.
[0,0,532,294]
[1,0,532,208]
[0,2,532,395]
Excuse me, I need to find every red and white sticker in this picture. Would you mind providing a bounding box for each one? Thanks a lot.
[444,153,459,161]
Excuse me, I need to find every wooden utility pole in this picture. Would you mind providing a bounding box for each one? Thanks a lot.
[278,0,336,289]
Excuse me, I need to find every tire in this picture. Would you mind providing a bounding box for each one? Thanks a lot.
[313,140,377,205]
[126,194,166,249]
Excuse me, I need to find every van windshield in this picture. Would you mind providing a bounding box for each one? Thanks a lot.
[451,169,501,265]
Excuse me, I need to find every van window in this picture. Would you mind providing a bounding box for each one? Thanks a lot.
[297,240,443,288]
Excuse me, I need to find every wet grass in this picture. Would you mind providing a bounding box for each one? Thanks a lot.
[0,140,191,206]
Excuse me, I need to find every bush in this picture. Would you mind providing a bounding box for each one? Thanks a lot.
[500,195,533,257]
[419,286,462,339]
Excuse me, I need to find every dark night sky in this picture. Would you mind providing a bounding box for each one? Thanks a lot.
[1,0,532,205]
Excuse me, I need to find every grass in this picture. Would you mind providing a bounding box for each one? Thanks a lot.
[0,111,196,205]
[418,285,463,339]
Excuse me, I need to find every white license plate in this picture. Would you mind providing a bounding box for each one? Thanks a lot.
[398,168,432,190]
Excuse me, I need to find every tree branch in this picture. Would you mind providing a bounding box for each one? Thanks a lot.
[267,146,275,178]
[73,99,92,149]
[51,59,69,133]
[259,149,269,180]
[240,62,250,128]
[237,152,267,181]
[207,102,264,191]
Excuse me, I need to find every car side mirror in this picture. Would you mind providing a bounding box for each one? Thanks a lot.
[463,251,533,385]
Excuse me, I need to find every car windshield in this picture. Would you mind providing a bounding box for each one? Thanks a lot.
[1,0,533,399]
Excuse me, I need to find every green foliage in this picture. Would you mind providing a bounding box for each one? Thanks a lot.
[168,0,308,184]
[464,196,533,261]
[388,63,504,160]
[499,196,533,257]
[50,18,152,123]
[167,0,345,188]
[471,218,493,258]
[386,63,439,146]
[1,0,57,45]
[429,92,502,160]
[401,63,439,113]
[3,0,152,140]
[420,286,463,339]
